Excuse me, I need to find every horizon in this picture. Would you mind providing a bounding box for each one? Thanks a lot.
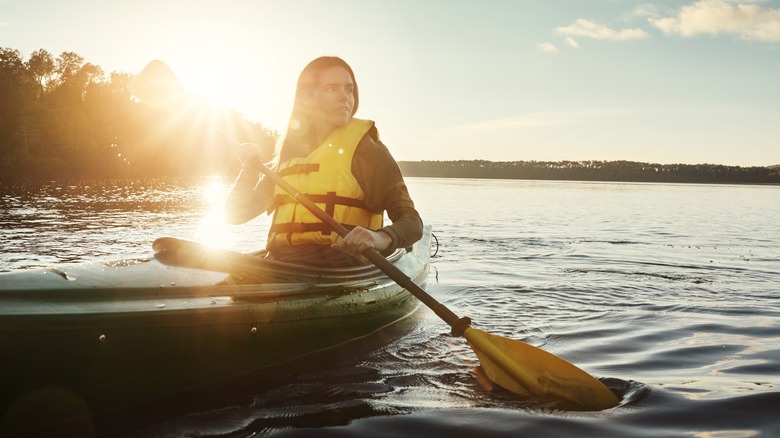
[393,158,780,168]
[2,0,778,167]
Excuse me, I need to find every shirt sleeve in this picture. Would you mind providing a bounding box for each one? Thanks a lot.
[352,129,424,250]
[224,167,275,224]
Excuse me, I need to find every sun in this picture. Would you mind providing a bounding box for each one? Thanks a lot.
[165,53,290,133]
[179,69,234,107]
[128,50,291,158]
[162,45,251,117]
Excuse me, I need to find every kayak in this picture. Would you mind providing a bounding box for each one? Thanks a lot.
[0,225,431,422]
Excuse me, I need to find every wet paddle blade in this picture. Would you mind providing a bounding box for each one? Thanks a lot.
[127,60,189,110]
[464,327,619,411]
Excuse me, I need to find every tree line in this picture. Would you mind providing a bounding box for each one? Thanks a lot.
[0,47,277,180]
[2,47,777,185]
[398,160,780,184]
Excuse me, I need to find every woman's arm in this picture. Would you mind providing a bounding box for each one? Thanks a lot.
[352,132,424,250]
[224,142,277,224]
[224,168,274,224]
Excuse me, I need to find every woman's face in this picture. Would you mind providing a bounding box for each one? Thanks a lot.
[305,66,355,132]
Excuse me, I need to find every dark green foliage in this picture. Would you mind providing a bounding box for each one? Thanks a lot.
[0,47,278,180]
[398,160,780,184]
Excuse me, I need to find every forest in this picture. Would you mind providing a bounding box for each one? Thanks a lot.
[0,47,277,180]
[398,160,780,184]
[1,47,778,184]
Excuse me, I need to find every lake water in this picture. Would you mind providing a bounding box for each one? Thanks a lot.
[1,177,779,437]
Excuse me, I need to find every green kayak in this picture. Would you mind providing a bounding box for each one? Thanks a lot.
[0,226,431,422]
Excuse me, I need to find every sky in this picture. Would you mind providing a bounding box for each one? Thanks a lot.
[2,0,779,166]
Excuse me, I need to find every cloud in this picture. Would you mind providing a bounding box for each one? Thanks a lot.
[555,19,649,41]
[564,36,579,48]
[650,0,780,41]
[538,42,558,53]
[629,4,661,19]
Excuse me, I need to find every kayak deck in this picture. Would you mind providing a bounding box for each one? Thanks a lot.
[0,226,432,426]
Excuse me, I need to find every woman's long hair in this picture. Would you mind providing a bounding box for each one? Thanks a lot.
[277,56,359,163]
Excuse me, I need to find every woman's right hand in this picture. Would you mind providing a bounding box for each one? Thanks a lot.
[237,142,267,166]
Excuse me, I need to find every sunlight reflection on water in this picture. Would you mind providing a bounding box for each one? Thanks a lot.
[194,177,233,249]
[0,177,275,271]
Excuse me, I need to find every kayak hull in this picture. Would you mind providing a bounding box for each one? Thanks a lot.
[0,226,431,422]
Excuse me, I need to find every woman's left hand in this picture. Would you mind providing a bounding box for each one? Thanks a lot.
[332,227,392,256]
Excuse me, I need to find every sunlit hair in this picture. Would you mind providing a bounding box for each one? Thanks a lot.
[278,56,359,163]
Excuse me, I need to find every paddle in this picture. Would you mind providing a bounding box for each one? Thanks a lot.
[127,60,620,411]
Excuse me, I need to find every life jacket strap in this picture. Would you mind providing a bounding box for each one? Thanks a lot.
[269,222,357,235]
[277,163,320,177]
[271,192,371,211]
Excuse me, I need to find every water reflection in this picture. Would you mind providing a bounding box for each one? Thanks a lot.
[0,177,270,272]
[3,178,780,437]
[194,177,233,249]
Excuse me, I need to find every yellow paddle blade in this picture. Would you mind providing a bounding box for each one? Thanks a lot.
[126,60,189,111]
[464,327,619,411]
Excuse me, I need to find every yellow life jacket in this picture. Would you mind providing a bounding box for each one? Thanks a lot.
[267,118,384,248]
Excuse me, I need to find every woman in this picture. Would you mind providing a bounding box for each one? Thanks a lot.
[225,56,423,268]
